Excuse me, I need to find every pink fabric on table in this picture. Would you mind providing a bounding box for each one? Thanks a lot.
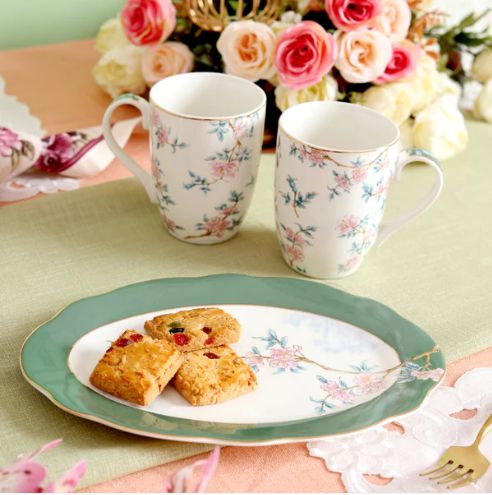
[84,346,492,493]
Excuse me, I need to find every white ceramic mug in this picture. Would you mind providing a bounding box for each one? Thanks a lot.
[102,72,266,244]
[275,101,444,279]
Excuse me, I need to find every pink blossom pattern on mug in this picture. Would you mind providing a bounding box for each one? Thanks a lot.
[336,214,377,275]
[161,213,185,233]
[278,222,318,274]
[184,190,243,240]
[184,115,258,194]
[244,330,442,414]
[289,140,391,203]
[151,158,177,212]
[280,175,318,219]
[151,106,188,152]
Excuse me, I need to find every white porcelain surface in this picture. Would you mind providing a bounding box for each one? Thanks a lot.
[102,73,266,244]
[275,102,444,279]
[68,304,400,425]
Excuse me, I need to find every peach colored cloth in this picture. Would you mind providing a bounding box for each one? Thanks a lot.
[85,347,492,493]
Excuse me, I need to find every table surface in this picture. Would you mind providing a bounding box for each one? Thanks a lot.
[1,39,491,493]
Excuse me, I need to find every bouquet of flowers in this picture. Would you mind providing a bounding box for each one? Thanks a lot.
[92,0,492,161]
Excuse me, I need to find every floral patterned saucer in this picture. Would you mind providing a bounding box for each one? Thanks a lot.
[20,275,445,446]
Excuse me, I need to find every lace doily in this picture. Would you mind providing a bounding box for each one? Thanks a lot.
[308,368,492,493]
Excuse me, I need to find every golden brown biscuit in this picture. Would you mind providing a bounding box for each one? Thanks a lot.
[144,307,241,352]
[172,345,257,406]
[89,330,183,406]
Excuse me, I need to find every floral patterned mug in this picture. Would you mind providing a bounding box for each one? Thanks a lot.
[275,101,444,279]
[102,72,266,244]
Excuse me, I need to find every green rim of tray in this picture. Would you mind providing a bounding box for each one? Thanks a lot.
[20,274,445,445]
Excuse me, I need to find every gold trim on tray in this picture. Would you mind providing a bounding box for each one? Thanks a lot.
[19,277,445,445]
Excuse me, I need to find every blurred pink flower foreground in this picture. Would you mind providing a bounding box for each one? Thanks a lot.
[0,439,86,493]
[163,448,220,493]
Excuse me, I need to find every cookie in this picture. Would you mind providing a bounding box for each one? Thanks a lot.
[172,345,257,406]
[89,330,183,406]
[144,307,241,352]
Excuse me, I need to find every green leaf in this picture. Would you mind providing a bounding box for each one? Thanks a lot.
[21,140,35,160]
[11,149,21,170]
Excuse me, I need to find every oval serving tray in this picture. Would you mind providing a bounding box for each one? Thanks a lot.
[20,275,445,446]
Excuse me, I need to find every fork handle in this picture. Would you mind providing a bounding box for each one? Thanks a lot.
[472,413,492,447]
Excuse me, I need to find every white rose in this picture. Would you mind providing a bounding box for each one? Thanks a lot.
[471,48,492,84]
[335,30,393,84]
[93,46,146,99]
[416,0,437,11]
[473,78,492,123]
[271,11,302,37]
[413,94,468,161]
[373,0,411,43]
[399,118,414,150]
[436,72,462,102]
[360,82,413,125]
[217,21,277,82]
[275,75,338,112]
[401,54,438,113]
[95,17,131,53]
[142,42,194,87]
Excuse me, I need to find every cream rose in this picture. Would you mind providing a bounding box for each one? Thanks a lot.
[436,72,461,102]
[360,82,413,125]
[93,46,146,99]
[373,0,411,42]
[95,17,132,53]
[271,11,302,37]
[141,42,194,86]
[217,20,277,82]
[275,75,338,112]
[414,0,437,11]
[413,94,468,161]
[471,48,492,84]
[399,118,414,150]
[401,54,438,113]
[335,30,392,84]
[473,78,492,123]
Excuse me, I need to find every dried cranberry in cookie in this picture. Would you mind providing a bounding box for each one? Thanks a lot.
[144,307,241,351]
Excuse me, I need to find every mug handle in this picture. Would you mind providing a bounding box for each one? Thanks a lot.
[102,94,157,204]
[373,148,444,248]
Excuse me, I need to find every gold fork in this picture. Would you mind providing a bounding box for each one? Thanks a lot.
[420,413,492,489]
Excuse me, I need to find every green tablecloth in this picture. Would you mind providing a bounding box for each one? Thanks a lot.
[1,121,491,488]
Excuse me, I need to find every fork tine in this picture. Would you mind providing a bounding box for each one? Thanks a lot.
[429,463,457,480]
[438,467,469,485]
[447,474,473,490]
[420,459,449,476]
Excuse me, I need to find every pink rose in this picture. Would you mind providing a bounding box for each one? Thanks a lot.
[121,0,176,47]
[325,0,382,31]
[336,30,392,83]
[373,0,411,42]
[0,127,22,157]
[373,40,422,84]
[275,21,338,91]
[36,134,74,173]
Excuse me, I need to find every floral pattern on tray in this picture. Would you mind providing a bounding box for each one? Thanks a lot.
[244,329,444,414]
